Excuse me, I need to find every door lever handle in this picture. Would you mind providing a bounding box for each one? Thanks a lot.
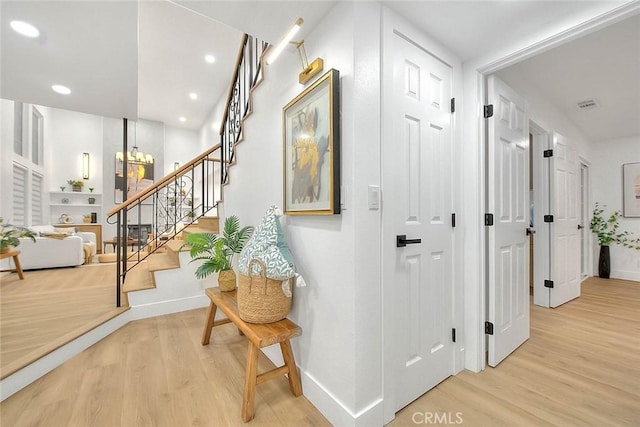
[396,235,422,247]
[526,227,536,236]
[577,224,583,230]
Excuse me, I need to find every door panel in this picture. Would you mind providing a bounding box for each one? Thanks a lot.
[390,34,455,411]
[549,133,581,307]
[487,75,530,367]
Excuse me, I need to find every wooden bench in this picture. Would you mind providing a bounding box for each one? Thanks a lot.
[201,287,302,422]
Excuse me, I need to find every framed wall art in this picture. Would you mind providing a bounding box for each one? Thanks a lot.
[622,162,640,217]
[283,68,340,215]
[115,155,155,204]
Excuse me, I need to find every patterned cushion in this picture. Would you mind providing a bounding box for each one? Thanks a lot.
[239,206,295,280]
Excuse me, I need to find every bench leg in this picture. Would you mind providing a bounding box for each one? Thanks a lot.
[242,342,259,422]
[280,339,302,396]
[201,301,218,345]
[12,254,24,280]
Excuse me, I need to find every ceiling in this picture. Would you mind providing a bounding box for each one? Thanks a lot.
[496,13,640,142]
[1,0,638,142]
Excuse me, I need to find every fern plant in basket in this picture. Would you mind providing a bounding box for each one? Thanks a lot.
[183,215,253,291]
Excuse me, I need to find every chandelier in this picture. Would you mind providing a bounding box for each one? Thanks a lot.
[116,146,154,164]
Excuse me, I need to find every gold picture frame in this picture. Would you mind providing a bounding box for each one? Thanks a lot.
[283,69,340,215]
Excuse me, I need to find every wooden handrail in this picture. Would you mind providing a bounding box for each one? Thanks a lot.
[107,143,221,217]
[219,33,249,136]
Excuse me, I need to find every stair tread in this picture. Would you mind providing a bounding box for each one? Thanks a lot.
[183,226,219,236]
[147,252,180,272]
[195,216,219,233]
[166,239,189,253]
[123,263,155,293]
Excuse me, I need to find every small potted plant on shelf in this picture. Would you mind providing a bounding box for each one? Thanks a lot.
[67,180,84,192]
[590,202,640,278]
[183,215,253,291]
[0,218,36,254]
[83,214,92,224]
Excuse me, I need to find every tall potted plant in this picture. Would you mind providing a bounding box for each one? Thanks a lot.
[0,218,36,254]
[589,202,640,278]
[183,215,253,291]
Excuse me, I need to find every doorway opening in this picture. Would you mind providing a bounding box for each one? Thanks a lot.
[580,162,591,279]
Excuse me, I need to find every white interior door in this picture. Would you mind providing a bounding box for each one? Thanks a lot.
[385,33,455,411]
[549,133,581,307]
[487,75,530,367]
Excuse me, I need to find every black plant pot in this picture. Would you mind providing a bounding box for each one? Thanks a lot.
[598,245,610,279]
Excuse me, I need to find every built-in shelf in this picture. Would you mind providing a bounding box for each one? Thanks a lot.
[49,190,103,226]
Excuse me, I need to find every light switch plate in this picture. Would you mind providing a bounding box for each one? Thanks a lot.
[368,185,380,210]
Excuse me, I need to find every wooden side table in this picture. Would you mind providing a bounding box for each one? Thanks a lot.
[0,250,25,280]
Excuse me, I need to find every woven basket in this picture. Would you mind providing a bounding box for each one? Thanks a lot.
[218,269,236,291]
[238,259,292,324]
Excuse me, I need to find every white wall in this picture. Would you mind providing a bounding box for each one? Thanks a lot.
[49,108,103,194]
[496,67,594,159]
[164,125,200,172]
[591,136,640,280]
[212,3,385,425]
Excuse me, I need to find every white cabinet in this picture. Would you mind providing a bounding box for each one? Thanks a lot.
[49,191,102,225]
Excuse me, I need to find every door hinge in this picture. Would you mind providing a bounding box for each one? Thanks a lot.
[484,104,494,118]
[452,213,456,228]
[544,280,555,289]
[452,328,457,343]
[451,97,455,113]
[544,215,554,223]
[484,213,494,226]
[543,149,554,158]
[485,321,494,335]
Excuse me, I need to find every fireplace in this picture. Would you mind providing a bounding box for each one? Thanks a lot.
[127,224,152,245]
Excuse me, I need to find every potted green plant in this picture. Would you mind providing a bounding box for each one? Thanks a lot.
[590,202,640,278]
[67,180,84,192]
[183,215,253,291]
[0,218,36,254]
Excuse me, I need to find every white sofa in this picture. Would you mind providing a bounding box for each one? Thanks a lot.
[1,225,96,271]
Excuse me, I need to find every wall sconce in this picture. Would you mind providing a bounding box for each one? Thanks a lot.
[266,17,324,85]
[174,162,180,171]
[82,152,90,179]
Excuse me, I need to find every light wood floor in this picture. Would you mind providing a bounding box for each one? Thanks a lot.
[392,277,640,426]
[1,277,638,426]
[0,264,121,378]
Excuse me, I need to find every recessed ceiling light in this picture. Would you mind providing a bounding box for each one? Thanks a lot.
[51,84,71,95]
[10,20,40,38]
[204,54,215,64]
[179,116,187,123]
[189,92,198,100]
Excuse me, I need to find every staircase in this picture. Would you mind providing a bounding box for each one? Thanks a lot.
[121,217,219,309]
[107,34,268,308]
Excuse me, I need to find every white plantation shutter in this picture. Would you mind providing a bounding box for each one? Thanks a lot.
[12,163,27,225]
[31,172,44,225]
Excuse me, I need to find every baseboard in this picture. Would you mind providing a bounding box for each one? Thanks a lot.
[0,310,132,401]
[260,345,384,426]
[129,294,210,320]
[610,270,640,282]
